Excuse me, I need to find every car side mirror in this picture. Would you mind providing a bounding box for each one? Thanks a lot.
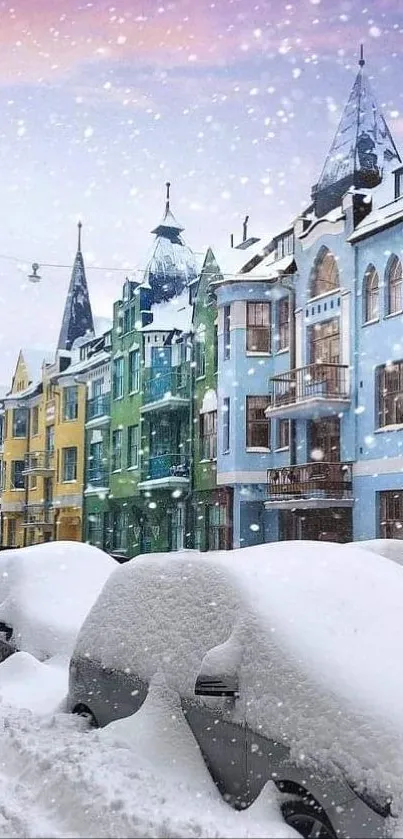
[194,673,239,698]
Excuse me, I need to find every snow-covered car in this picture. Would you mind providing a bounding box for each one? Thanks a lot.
[68,540,403,838]
[347,538,403,565]
[0,541,116,664]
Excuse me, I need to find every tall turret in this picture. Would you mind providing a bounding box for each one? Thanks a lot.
[57,222,95,351]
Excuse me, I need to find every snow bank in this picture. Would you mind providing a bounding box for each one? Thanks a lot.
[347,539,403,566]
[0,652,68,714]
[74,541,403,806]
[0,541,115,660]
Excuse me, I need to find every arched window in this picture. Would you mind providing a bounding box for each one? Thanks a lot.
[363,264,379,323]
[386,254,403,315]
[310,247,339,298]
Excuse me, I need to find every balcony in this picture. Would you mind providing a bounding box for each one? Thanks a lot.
[85,467,109,491]
[138,453,190,489]
[266,461,353,509]
[141,371,190,413]
[267,363,350,419]
[86,394,111,425]
[23,451,55,476]
[22,503,54,529]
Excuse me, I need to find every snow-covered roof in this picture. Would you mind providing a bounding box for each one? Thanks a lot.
[21,348,54,385]
[246,253,296,280]
[141,290,192,334]
[94,316,113,337]
[207,240,267,281]
[56,350,110,378]
[316,64,401,195]
[348,194,403,242]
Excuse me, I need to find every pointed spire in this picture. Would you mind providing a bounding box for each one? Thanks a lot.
[57,223,95,352]
[145,182,197,304]
[312,53,401,216]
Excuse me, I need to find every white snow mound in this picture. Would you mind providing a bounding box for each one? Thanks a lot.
[74,541,403,806]
[0,541,115,660]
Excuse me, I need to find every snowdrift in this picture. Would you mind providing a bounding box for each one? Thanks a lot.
[0,541,115,660]
[74,540,403,806]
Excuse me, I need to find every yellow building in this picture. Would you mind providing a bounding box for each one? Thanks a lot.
[1,224,95,548]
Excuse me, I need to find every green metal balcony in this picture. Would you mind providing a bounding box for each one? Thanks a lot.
[141,371,190,413]
[138,452,190,489]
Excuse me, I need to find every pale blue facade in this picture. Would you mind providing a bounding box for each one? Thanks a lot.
[210,58,403,548]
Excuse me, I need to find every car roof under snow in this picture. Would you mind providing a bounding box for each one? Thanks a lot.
[74,541,403,803]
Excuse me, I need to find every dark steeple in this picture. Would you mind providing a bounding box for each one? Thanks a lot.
[144,182,197,303]
[57,222,95,352]
[312,47,401,217]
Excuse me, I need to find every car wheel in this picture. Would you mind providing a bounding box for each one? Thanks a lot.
[281,799,336,839]
[72,704,98,728]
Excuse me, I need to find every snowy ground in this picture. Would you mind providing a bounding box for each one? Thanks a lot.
[0,656,296,839]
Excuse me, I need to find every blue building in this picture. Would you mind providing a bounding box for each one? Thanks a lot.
[208,52,403,547]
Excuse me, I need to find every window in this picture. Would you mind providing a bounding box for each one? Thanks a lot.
[129,349,140,393]
[276,232,294,260]
[310,318,340,364]
[113,357,124,399]
[31,406,39,436]
[87,512,103,548]
[363,265,379,323]
[377,361,403,428]
[45,425,55,453]
[62,386,78,421]
[30,475,37,490]
[207,501,230,550]
[395,169,403,200]
[223,305,231,360]
[123,305,132,335]
[246,302,271,353]
[222,397,230,453]
[310,248,339,298]
[379,491,403,539]
[246,396,270,449]
[11,460,25,489]
[128,425,139,468]
[200,410,217,460]
[93,378,103,398]
[277,419,290,450]
[112,509,128,552]
[7,518,16,548]
[278,298,289,350]
[195,329,206,377]
[213,323,218,373]
[112,429,123,471]
[12,408,27,437]
[62,447,77,482]
[386,254,403,315]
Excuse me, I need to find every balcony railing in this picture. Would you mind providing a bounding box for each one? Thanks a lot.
[23,451,54,474]
[87,394,111,421]
[86,467,109,488]
[267,462,353,501]
[142,453,190,482]
[270,363,349,409]
[143,370,189,406]
[23,502,54,527]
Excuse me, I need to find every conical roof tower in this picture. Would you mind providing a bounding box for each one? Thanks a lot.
[144,182,197,304]
[312,46,401,217]
[57,222,95,351]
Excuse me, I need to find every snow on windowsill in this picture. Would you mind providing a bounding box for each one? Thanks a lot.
[245,351,271,357]
[362,318,380,328]
[384,310,403,320]
[307,287,342,304]
[61,479,77,484]
[199,458,217,463]
[274,446,290,452]
[374,424,403,434]
[275,347,289,355]
[127,465,139,471]
[246,447,271,453]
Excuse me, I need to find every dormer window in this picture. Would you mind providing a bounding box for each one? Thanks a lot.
[276,231,294,260]
[395,167,403,200]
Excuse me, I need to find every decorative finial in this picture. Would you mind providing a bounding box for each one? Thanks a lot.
[77,220,82,252]
[359,43,365,68]
[165,181,171,212]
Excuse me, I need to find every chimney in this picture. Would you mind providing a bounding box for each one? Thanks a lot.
[243,215,249,242]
